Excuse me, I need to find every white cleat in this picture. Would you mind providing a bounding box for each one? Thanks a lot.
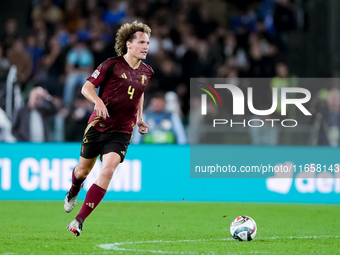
[67,218,83,237]
[64,190,79,213]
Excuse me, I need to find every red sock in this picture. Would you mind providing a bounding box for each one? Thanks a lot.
[70,167,86,195]
[76,184,106,222]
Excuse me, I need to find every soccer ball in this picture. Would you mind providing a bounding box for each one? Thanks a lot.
[230,216,257,241]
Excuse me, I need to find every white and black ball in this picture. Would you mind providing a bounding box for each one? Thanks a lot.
[230,215,257,241]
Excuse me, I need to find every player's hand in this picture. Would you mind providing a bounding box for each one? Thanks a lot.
[137,119,148,135]
[94,100,110,120]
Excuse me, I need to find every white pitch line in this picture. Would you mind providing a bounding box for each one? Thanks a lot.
[98,235,340,254]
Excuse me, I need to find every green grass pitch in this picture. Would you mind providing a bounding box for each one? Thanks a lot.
[0,201,339,254]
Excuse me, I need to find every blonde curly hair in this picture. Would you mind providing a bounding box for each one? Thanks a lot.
[115,21,151,56]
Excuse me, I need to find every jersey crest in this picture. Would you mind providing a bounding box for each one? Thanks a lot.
[141,74,147,85]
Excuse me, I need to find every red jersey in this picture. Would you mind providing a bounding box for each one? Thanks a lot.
[86,56,153,134]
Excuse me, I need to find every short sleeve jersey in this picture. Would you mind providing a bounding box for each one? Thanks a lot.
[87,56,153,134]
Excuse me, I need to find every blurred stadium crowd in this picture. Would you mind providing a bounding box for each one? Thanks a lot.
[0,0,339,146]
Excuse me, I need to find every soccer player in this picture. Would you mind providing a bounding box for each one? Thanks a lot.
[64,21,153,236]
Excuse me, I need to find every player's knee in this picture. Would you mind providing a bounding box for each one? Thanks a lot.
[76,166,92,178]
[100,166,116,180]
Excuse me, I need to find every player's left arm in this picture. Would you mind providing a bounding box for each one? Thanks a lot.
[136,93,148,135]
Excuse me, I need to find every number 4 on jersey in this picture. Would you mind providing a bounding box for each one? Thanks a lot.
[128,86,135,99]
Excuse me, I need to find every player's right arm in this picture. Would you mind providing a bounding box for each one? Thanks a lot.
[81,81,110,120]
